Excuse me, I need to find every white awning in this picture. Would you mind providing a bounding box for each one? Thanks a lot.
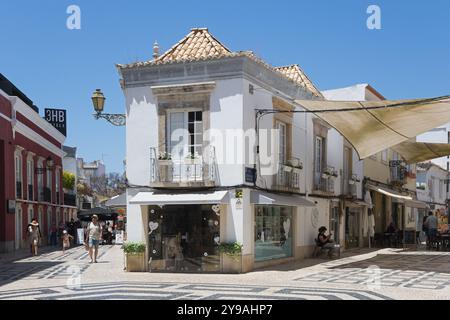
[405,200,428,209]
[130,190,230,205]
[366,185,413,201]
[250,190,315,207]
[105,193,127,208]
[294,96,450,160]
[391,141,450,164]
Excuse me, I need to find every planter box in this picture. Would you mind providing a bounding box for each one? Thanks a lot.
[158,160,173,182]
[184,158,202,165]
[126,253,146,272]
[292,168,302,174]
[221,253,242,274]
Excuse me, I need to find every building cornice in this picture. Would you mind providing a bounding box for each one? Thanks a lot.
[120,56,317,102]
[14,121,65,158]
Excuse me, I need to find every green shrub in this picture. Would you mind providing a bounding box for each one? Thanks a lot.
[218,242,243,257]
[122,242,146,254]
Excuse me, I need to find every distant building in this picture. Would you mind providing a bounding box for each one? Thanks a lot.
[76,158,106,209]
[77,158,105,185]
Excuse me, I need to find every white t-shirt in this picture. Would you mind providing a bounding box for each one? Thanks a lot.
[88,222,102,240]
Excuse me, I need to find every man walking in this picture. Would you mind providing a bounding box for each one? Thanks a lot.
[424,211,438,249]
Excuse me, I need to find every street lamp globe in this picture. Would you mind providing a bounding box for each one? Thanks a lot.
[92,89,106,113]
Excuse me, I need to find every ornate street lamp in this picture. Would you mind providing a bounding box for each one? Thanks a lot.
[91,89,126,126]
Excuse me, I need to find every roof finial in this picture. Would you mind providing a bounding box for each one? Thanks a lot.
[153,41,159,59]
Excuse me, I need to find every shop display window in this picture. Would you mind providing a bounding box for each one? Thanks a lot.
[255,206,293,262]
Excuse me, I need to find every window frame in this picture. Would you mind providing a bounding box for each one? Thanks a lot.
[166,109,203,159]
[15,152,23,199]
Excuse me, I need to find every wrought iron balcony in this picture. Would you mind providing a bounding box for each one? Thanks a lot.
[343,174,359,197]
[150,147,217,187]
[272,158,302,192]
[314,166,337,194]
[390,160,407,186]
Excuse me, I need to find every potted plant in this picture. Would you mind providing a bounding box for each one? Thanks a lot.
[184,152,201,165]
[218,242,243,273]
[122,242,146,272]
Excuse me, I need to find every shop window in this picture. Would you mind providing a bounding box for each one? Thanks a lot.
[255,206,293,262]
[148,204,220,273]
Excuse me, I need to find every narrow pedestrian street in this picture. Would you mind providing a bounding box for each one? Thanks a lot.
[1,245,449,300]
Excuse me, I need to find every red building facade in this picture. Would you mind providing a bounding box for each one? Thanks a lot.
[0,74,77,253]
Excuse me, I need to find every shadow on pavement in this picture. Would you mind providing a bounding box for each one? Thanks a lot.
[0,261,64,287]
[331,253,450,274]
[252,248,380,272]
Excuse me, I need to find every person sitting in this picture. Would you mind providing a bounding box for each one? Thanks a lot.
[317,226,337,258]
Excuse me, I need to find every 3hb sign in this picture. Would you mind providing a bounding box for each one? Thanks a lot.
[45,108,67,136]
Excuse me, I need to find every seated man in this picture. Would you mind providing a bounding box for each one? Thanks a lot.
[317,226,337,258]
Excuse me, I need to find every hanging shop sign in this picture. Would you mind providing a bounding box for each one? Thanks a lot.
[45,108,67,136]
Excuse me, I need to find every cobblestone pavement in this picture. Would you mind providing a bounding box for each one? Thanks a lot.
[0,246,449,300]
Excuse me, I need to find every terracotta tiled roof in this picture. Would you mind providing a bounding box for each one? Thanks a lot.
[117,28,323,98]
[275,65,323,98]
[155,28,232,63]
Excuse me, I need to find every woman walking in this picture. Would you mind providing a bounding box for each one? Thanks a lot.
[28,219,41,256]
[86,215,102,263]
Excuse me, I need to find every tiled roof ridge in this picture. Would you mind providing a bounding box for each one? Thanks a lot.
[117,28,323,98]
[154,28,232,63]
[274,64,323,98]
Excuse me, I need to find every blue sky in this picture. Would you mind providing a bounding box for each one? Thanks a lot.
[1,0,449,173]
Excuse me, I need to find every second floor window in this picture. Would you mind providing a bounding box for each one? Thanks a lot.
[314,136,325,186]
[27,159,34,201]
[37,162,43,201]
[277,122,287,165]
[55,169,60,204]
[168,110,203,159]
[15,153,22,199]
[46,169,52,202]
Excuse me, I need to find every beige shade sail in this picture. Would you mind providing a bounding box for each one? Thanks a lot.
[294,96,450,160]
[391,141,450,164]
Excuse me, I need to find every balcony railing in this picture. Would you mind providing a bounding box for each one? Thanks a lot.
[343,174,359,197]
[390,161,407,186]
[273,158,302,192]
[64,193,77,207]
[150,147,217,187]
[314,166,337,193]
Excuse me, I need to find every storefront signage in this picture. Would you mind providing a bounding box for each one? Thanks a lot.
[115,231,124,244]
[245,167,256,183]
[7,200,15,214]
[45,108,67,136]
